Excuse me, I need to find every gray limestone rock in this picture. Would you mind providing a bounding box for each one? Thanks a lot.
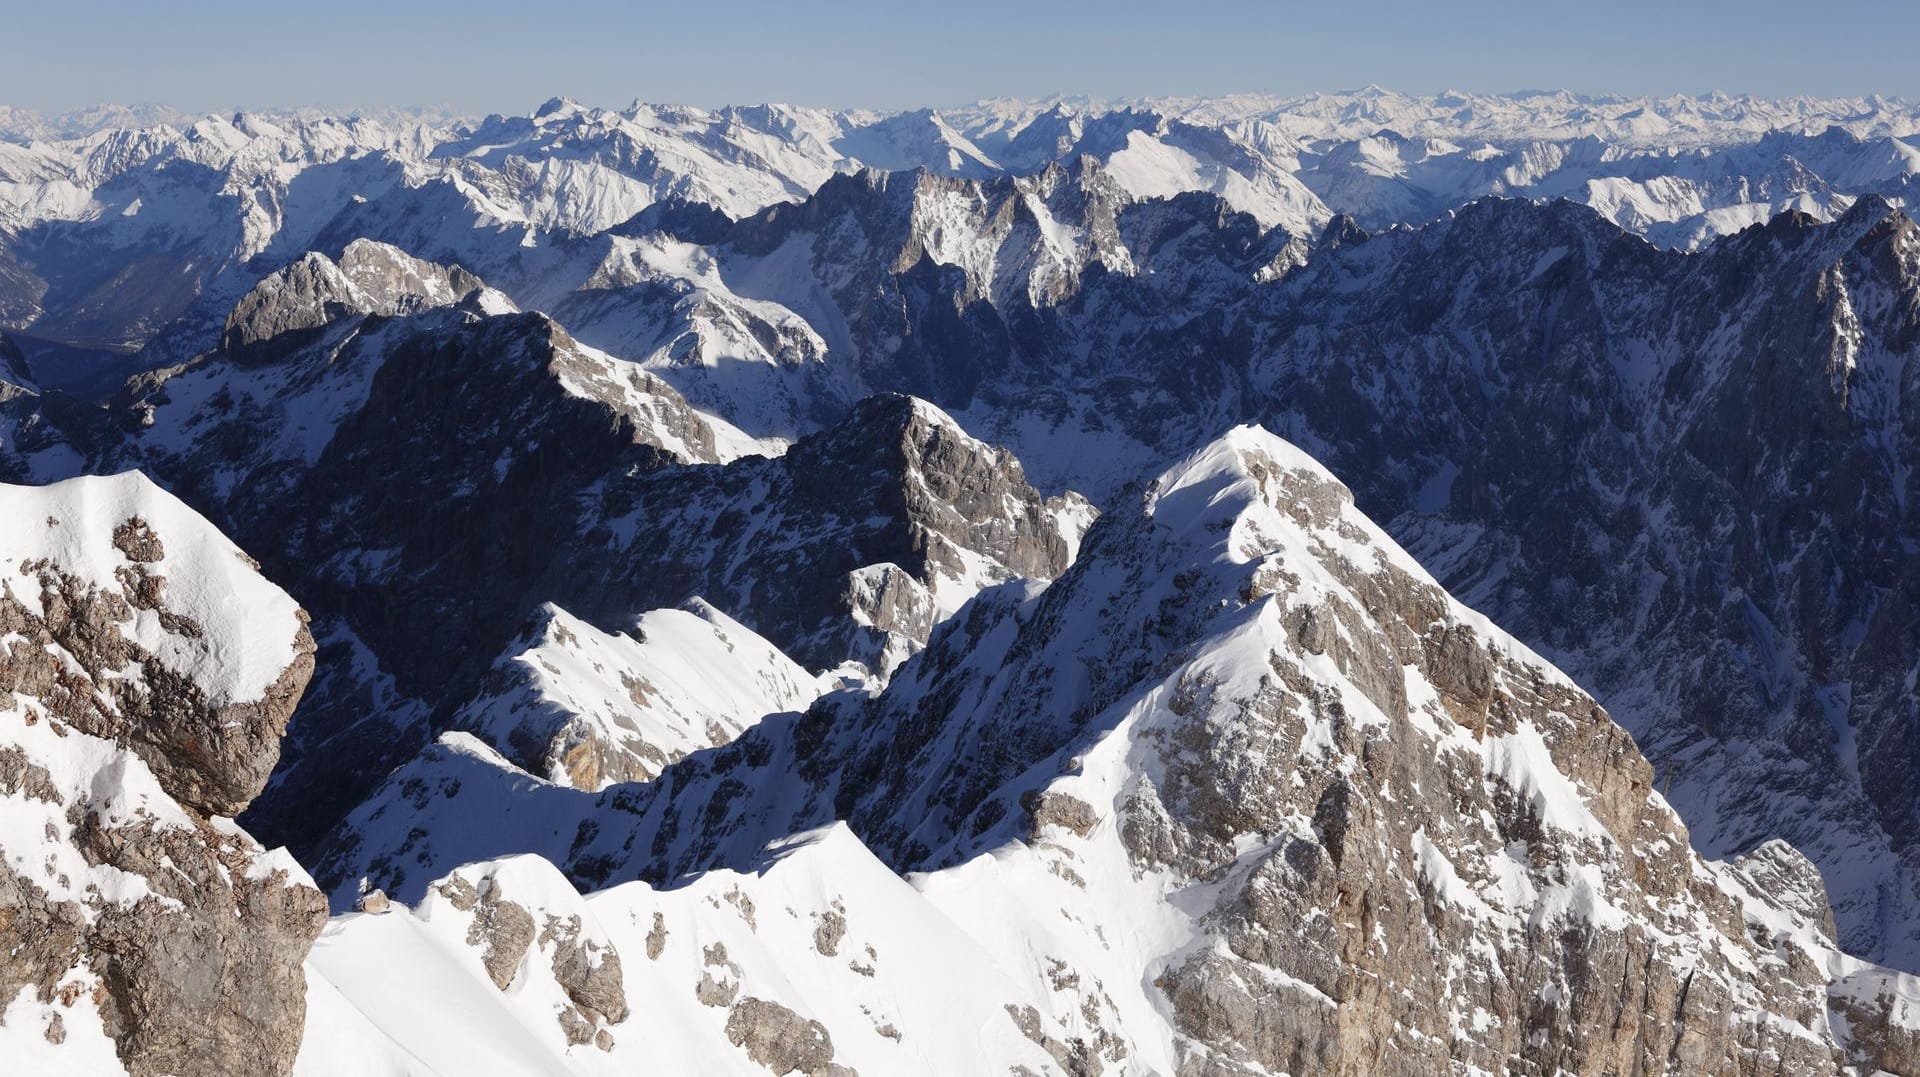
[0,474,324,1077]
[725,997,841,1076]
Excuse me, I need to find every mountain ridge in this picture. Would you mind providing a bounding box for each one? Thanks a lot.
[300,422,1920,1075]
[6,84,1920,1076]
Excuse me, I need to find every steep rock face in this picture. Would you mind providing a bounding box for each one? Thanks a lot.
[588,182,1920,969]
[559,393,1092,676]
[0,472,324,1076]
[1239,197,1920,968]
[0,474,314,815]
[302,427,1920,1074]
[221,237,490,356]
[654,427,1920,1073]
[221,310,733,692]
[106,303,751,856]
[301,393,1088,900]
[99,267,1089,860]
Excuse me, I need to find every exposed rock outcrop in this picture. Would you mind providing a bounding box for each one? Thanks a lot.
[303,427,1920,1074]
[0,473,323,1076]
[725,997,842,1076]
[322,856,629,1058]
[569,393,1093,676]
[221,239,491,356]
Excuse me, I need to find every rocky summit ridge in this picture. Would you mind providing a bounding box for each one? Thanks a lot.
[5,87,1920,1076]
[301,425,1920,1075]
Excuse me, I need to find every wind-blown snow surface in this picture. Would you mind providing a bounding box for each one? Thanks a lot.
[0,473,302,702]
[299,427,1920,1075]
[448,599,828,790]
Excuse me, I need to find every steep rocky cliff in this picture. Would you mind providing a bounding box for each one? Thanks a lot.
[567,180,1920,971]
[0,472,323,1076]
[306,426,1920,1075]
[81,260,1094,861]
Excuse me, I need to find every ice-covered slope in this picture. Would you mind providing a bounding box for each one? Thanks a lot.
[0,473,323,1077]
[304,426,1920,1075]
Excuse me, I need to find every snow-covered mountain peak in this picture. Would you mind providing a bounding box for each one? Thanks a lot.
[306,422,1920,1073]
[854,390,982,448]
[0,473,324,1075]
[14,82,1920,1075]
[830,108,998,178]
[335,237,491,304]
[1147,423,1351,531]
[445,598,822,789]
[10,88,1920,359]
[221,240,494,354]
[0,472,309,715]
[533,96,586,122]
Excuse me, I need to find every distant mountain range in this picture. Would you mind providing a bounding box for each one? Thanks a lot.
[5,88,1920,355]
[4,90,1920,1075]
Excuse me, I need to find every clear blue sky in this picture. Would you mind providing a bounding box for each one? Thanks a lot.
[3,0,1915,115]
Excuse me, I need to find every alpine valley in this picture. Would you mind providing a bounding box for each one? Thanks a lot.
[1,88,1919,1076]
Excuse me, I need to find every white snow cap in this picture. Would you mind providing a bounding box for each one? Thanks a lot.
[0,472,304,703]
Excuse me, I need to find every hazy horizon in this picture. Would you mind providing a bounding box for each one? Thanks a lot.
[6,0,1919,117]
[9,84,1920,125]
